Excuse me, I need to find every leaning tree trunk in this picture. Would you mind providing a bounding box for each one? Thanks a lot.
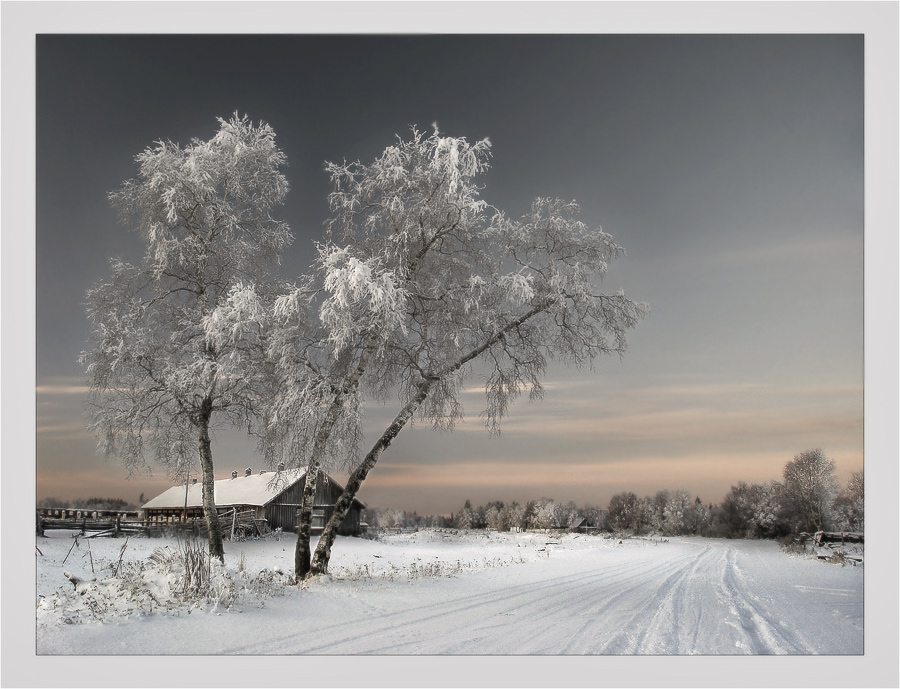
[295,334,380,580]
[294,393,350,578]
[311,381,433,575]
[197,399,225,563]
[310,304,553,574]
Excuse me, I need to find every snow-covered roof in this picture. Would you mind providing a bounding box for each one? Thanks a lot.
[142,469,306,510]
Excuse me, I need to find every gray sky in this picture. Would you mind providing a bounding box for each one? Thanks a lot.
[33,31,866,513]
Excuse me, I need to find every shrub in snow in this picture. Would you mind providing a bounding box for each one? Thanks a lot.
[331,551,529,582]
[778,535,812,557]
[38,538,292,624]
[827,551,846,566]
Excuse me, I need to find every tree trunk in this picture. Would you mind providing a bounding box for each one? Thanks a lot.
[197,399,225,563]
[307,300,555,575]
[294,465,318,579]
[309,304,552,574]
[293,392,351,579]
[294,333,380,581]
[311,381,433,574]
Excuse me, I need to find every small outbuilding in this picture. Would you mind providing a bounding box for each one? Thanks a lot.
[140,467,366,536]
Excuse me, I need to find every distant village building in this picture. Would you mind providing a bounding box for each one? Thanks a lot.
[140,467,365,536]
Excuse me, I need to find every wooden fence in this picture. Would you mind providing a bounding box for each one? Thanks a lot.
[812,531,863,545]
[37,508,275,541]
[37,515,145,538]
[797,531,864,546]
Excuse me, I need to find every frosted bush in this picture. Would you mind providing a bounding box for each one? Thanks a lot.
[38,539,292,625]
[331,552,528,582]
[827,551,846,566]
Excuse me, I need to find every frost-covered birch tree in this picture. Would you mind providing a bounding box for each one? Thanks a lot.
[780,449,838,533]
[528,498,563,530]
[662,489,693,535]
[721,481,786,538]
[608,492,643,532]
[80,114,291,561]
[265,126,646,576]
[252,243,385,577]
[833,470,864,532]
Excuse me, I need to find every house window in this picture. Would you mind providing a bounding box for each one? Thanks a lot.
[312,508,326,529]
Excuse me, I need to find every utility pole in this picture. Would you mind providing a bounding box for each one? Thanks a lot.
[183,467,190,523]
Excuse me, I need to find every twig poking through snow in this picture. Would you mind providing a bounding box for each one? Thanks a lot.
[62,537,79,565]
[87,539,95,574]
[114,537,129,577]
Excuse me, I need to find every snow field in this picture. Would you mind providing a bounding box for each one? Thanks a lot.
[35,529,863,655]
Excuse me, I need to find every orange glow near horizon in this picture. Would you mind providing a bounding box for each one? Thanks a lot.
[35,373,864,514]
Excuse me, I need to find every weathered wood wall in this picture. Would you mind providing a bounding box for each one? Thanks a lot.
[264,474,363,535]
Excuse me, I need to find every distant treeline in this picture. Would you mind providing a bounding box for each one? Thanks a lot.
[365,449,864,539]
[37,496,138,511]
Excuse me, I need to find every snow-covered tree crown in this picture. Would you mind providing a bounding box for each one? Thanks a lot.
[324,125,491,255]
[109,113,292,287]
[82,115,293,477]
[271,126,647,438]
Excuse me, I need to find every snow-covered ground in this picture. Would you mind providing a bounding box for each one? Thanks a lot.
[35,529,863,657]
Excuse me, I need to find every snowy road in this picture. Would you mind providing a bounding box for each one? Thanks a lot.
[36,534,863,655]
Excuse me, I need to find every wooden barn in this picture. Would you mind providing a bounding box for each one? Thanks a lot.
[140,467,366,536]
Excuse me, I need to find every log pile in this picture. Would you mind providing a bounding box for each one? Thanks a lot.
[812,531,863,545]
[809,531,864,565]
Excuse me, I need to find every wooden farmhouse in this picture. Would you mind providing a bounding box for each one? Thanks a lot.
[140,467,365,536]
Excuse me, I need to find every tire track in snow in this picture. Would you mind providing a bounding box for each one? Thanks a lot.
[715,545,816,654]
[359,546,707,654]
[593,542,719,654]
[556,545,710,654]
[474,550,695,655]
[39,538,859,655]
[219,545,695,654]
[242,563,644,653]
[629,543,716,654]
[213,539,829,655]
